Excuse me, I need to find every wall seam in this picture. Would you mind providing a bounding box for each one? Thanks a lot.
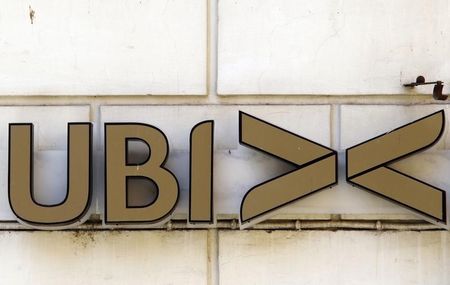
[207,229,220,285]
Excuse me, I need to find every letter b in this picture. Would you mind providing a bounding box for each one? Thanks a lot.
[104,123,179,224]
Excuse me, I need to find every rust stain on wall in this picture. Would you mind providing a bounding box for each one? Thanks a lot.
[29,5,35,24]
[71,231,96,249]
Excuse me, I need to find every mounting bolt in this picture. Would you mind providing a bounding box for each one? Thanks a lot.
[403,75,447,101]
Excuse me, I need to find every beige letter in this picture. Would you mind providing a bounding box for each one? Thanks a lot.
[189,121,214,224]
[239,112,337,225]
[105,123,179,224]
[346,110,446,223]
[9,123,92,226]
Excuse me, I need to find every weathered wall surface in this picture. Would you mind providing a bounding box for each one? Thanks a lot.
[0,230,449,285]
[219,230,450,285]
[0,0,450,284]
[0,231,209,285]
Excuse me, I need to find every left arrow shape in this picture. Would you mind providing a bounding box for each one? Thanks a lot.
[239,111,338,225]
[346,110,447,224]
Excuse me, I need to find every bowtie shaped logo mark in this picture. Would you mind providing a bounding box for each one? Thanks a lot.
[239,110,446,227]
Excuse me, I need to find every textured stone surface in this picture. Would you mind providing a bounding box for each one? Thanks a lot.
[219,230,450,285]
[0,230,208,285]
[218,0,450,95]
[0,0,207,95]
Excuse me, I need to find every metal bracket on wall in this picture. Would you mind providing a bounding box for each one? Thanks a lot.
[404,75,447,101]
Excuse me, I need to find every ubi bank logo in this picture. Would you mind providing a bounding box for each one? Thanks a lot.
[7,110,447,229]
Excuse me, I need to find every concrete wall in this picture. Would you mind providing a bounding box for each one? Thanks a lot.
[0,230,449,285]
[0,0,450,284]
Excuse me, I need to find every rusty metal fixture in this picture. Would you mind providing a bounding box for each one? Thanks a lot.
[433,81,446,100]
[404,76,447,100]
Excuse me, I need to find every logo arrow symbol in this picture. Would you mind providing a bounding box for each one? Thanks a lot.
[346,110,447,223]
[239,111,338,225]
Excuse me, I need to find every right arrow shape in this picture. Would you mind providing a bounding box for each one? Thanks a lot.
[239,111,337,225]
[346,110,447,224]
